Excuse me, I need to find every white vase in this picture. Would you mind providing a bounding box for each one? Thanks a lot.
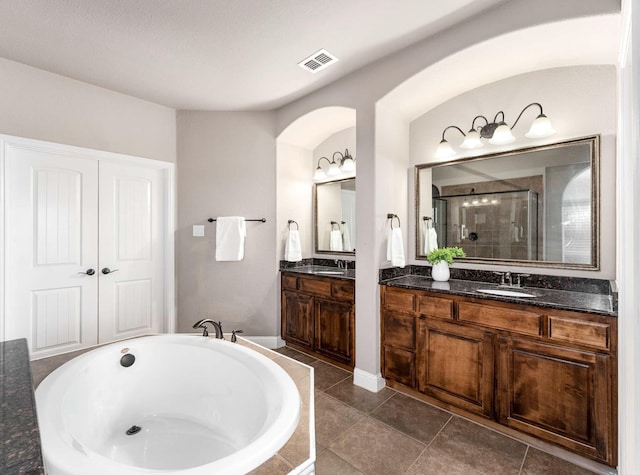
[431,261,450,282]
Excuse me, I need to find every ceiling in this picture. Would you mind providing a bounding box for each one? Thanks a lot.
[0,0,505,111]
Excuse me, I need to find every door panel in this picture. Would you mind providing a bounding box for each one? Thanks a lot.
[4,144,99,358]
[417,318,494,418]
[98,161,165,342]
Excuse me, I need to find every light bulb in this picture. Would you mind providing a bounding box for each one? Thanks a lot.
[488,123,516,145]
[525,114,556,138]
[460,130,484,149]
[313,166,326,180]
[434,139,455,159]
[340,156,355,172]
[327,161,340,176]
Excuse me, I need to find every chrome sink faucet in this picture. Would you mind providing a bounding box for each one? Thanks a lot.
[192,319,224,339]
[335,259,346,269]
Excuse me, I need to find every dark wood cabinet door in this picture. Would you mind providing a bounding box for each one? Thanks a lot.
[497,336,614,465]
[417,318,494,418]
[314,297,354,366]
[281,290,314,350]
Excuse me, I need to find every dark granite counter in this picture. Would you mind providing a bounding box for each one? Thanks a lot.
[1,339,45,475]
[281,265,355,281]
[380,274,616,317]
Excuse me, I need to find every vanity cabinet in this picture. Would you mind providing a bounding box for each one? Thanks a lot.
[281,272,355,368]
[380,285,617,466]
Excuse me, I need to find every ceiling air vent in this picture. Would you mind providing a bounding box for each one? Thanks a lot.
[298,49,339,74]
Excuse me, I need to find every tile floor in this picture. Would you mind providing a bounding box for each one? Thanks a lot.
[274,346,603,475]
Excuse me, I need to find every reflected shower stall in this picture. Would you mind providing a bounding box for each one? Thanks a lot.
[436,190,538,260]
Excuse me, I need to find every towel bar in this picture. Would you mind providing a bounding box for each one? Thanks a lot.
[287,220,299,230]
[387,213,401,229]
[208,218,266,223]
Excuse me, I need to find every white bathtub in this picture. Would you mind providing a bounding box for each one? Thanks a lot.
[35,334,301,475]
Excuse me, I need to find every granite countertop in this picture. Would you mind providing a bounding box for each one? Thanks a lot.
[1,339,45,475]
[381,274,616,317]
[281,265,355,281]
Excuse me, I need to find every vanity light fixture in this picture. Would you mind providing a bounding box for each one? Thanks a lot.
[434,103,556,159]
[313,149,356,180]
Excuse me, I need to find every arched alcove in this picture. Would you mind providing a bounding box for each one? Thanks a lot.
[276,106,356,262]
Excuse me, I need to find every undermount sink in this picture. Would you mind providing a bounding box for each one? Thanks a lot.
[476,288,536,298]
[314,270,345,275]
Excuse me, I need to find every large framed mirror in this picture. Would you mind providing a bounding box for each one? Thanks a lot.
[415,135,600,270]
[314,178,356,254]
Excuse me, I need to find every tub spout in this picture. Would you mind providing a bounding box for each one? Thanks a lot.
[192,319,224,339]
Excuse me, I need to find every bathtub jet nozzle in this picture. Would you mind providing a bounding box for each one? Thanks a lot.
[126,425,142,436]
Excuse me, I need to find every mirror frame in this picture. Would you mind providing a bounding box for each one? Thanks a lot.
[314,177,356,256]
[415,135,600,270]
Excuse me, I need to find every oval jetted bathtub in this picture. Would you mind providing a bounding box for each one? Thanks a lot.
[36,334,301,475]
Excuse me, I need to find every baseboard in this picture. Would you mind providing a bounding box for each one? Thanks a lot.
[353,368,386,393]
[242,335,286,349]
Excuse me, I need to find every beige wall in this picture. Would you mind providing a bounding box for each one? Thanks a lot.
[176,111,278,335]
[0,58,176,162]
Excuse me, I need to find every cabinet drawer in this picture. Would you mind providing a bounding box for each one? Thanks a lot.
[548,316,610,351]
[299,277,332,297]
[281,274,298,290]
[458,302,542,336]
[332,281,354,301]
[384,288,416,312]
[418,295,454,319]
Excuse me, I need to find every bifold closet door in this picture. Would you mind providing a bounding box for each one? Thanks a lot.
[97,161,165,343]
[4,144,99,359]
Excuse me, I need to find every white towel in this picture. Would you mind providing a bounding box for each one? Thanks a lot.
[215,217,246,261]
[284,229,302,262]
[341,222,352,251]
[329,229,343,251]
[423,221,439,255]
[386,227,405,268]
[428,227,439,254]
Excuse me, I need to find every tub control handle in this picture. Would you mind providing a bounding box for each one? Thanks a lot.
[101,267,119,275]
[231,330,244,343]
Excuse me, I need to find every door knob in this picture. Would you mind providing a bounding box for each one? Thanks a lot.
[78,268,96,276]
[101,267,119,275]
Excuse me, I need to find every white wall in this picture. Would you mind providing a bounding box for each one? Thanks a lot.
[176,111,278,336]
[408,65,617,279]
[277,141,314,260]
[0,58,176,162]
[617,1,640,473]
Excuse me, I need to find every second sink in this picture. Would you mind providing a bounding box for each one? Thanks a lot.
[476,288,536,298]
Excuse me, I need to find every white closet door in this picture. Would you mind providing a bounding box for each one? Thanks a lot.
[4,144,99,358]
[97,161,165,343]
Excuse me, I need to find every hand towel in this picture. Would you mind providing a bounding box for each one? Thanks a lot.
[215,217,246,261]
[423,220,431,255]
[427,227,439,253]
[386,227,405,268]
[284,229,302,262]
[329,229,343,251]
[341,222,352,251]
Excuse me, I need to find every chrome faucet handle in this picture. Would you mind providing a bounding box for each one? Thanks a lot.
[504,272,512,286]
[493,271,505,285]
[515,273,530,287]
